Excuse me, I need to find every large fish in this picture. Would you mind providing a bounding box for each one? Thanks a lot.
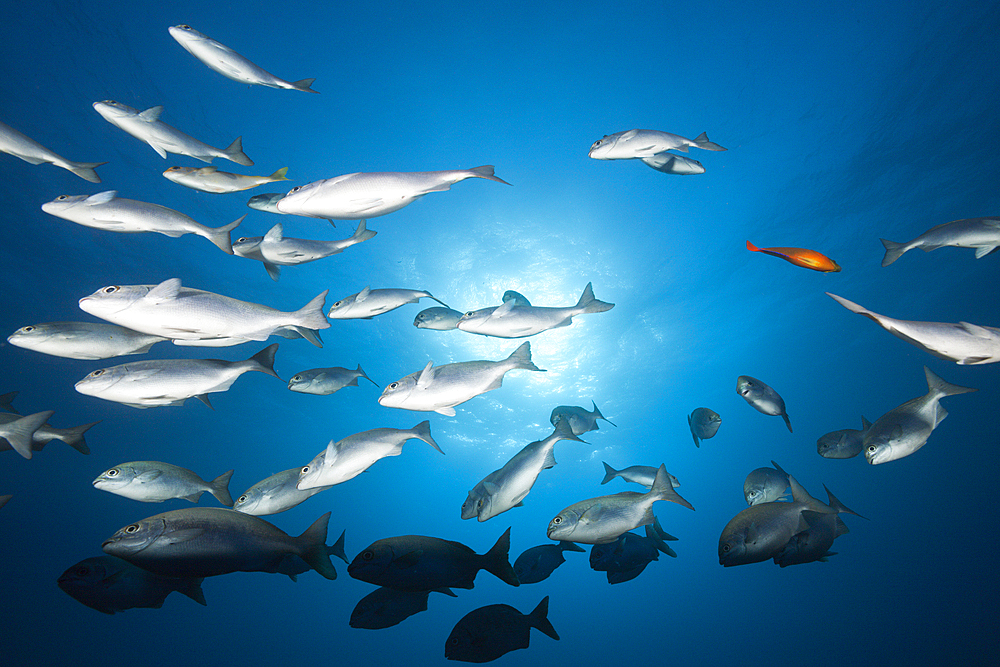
[287,365,378,395]
[0,410,56,459]
[78,278,328,347]
[7,321,167,360]
[233,221,376,281]
[737,375,792,432]
[863,366,976,465]
[233,467,332,516]
[378,342,545,416]
[93,461,234,506]
[276,166,510,220]
[42,191,244,255]
[547,465,694,545]
[817,417,872,459]
[58,555,206,614]
[102,507,338,579]
[163,166,289,193]
[456,283,614,338]
[589,129,726,159]
[93,101,253,165]
[0,412,97,456]
[350,587,456,630]
[512,542,585,585]
[743,461,790,506]
[687,407,722,447]
[169,25,318,93]
[880,217,1000,266]
[0,119,105,182]
[444,597,559,662]
[827,293,1000,365]
[327,287,447,319]
[549,400,615,435]
[74,344,280,409]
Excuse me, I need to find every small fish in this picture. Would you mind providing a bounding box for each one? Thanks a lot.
[164,166,289,194]
[169,25,318,93]
[863,366,976,465]
[233,468,332,516]
[640,151,706,174]
[58,555,206,614]
[93,101,253,165]
[0,118,105,182]
[233,221,376,281]
[600,463,681,490]
[42,191,244,254]
[881,217,1000,266]
[457,283,614,338]
[276,166,511,220]
[743,461,790,506]
[445,597,559,662]
[817,418,872,459]
[327,287,447,319]
[350,587,456,630]
[0,410,56,459]
[0,412,97,456]
[737,375,792,432]
[287,364,378,395]
[827,292,1000,365]
[74,344,280,409]
[512,542,585,585]
[746,240,841,272]
[413,307,465,330]
[93,461,234,505]
[549,400,615,435]
[589,531,661,584]
[7,321,167,360]
[687,407,722,447]
[378,342,544,416]
[589,129,726,159]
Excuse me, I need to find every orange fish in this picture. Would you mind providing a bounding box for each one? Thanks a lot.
[746,240,841,272]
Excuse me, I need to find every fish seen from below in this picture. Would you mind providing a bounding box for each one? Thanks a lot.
[737,375,793,432]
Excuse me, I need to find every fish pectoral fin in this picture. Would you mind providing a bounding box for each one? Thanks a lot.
[148,142,169,159]
[415,361,435,388]
[975,245,998,259]
[491,300,516,319]
[434,406,457,416]
[182,491,203,502]
[392,549,424,569]
[348,198,386,212]
[162,528,206,545]
[139,105,164,122]
[134,470,163,482]
[578,503,605,524]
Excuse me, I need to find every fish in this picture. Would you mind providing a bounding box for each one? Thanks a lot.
[0,118,105,182]
[248,192,337,226]
[772,488,855,567]
[817,417,872,459]
[549,400,615,435]
[350,587,457,630]
[461,423,584,522]
[78,278,329,347]
[163,166,290,193]
[7,321,167,360]
[233,221,377,281]
[0,412,97,456]
[276,166,511,220]
[589,531,662,584]
[547,465,694,545]
[599,463,681,490]
[93,461,234,506]
[102,507,338,579]
[643,517,679,558]
[348,527,520,591]
[378,341,545,416]
[233,468,332,516]
[744,461,790,505]
[863,366,976,465]
[0,410,56,459]
[589,129,726,159]
[42,191,244,255]
[746,240,841,272]
[736,375,792,432]
[445,597,559,662]
[880,217,1000,266]
[74,343,280,409]
[93,101,253,165]
[827,292,1000,365]
[327,287,447,319]
[287,365,378,395]
[688,407,722,447]
[58,555,206,614]
[297,421,443,490]
[502,290,531,306]
[512,542,585,585]
[413,307,465,330]
[168,25,318,93]
[0,495,10,510]
[640,151,706,174]
[456,283,614,338]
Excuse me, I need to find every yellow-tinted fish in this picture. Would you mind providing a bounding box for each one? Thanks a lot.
[746,240,841,272]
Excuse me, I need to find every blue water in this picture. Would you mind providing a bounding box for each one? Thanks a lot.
[2,1,998,664]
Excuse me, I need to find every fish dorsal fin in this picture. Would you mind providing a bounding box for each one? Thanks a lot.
[415,361,435,388]
[861,416,872,430]
[787,474,820,507]
[959,321,992,338]
[135,470,162,482]
[492,299,516,318]
[139,105,164,122]
[145,278,182,303]
[86,191,118,205]
[355,286,372,303]
[263,223,285,243]
[393,549,424,569]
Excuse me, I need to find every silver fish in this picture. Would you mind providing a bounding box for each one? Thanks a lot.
[547,465,694,545]
[169,25,318,93]
[0,410,56,459]
[297,421,443,490]
[288,364,378,395]
[640,151,706,174]
[233,221,376,281]
[378,342,544,416]
[58,555,206,614]
[512,542,585,585]
[233,468,332,516]
[0,118,105,182]
[817,417,872,459]
[863,366,976,465]
[827,292,1000,365]
[456,283,614,338]
[7,321,167,360]
[276,166,510,220]
[688,407,722,447]
[78,278,329,347]
[164,165,289,193]
[351,587,456,630]
[881,217,1000,266]
[599,462,681,490]
[93,461,234,505]
[736,375,792,432]
[328,286,447,319]
[445,597,559,662]
[549,400,615,435]
[42,191,244,255]
[93,101,253,165]
[413,307,464,330]
[74,344,280,409]
[0,412,97,456]
[589,129,726,159]
[743,461,790,506]
[248,193,337,226]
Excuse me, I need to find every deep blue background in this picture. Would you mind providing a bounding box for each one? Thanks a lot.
[1,1,998,665]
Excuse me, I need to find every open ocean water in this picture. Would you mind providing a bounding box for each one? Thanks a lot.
[1,1,998,665]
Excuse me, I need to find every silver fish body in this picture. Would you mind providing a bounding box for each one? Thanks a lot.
[640,151,706,174]
[0,412,97,456]
[0,410,56,459]
[687,407,722,447]
[7,321,167,360]
[881,217,1000,266]
[58,555,205,614]
[445,597,559,662]
[512,542,585,584]
[163,165,289,193]
[456,283,614,338]
[589,129,726,159]
[233,222,376,281]
[413,307,464,330]
[327,286,446,319]
[737,375,792,432]
[93,461,234,505]
[0,118,104,182]
[600,462,681,490]
[817,418,872,459]
[247,192,287,214]
[549,400,615,435]
[233,468,332,516]
[287,364,377,395]
[743,461,789,505]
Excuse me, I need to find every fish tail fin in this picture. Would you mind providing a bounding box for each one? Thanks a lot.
[746,240,761,252]
[176,577,208,606]
[411,420,444,454]
[0,391,18,414]
[528,597,560,640]
[66,160,108,183]
[350,219,377,243]
[268,167,290,181]
[482,527,520,586]
[328,529,348,564]
[592,400,616,427]
[825,292,885,327]
[209,470,235,507]
[822,484,868,520]
[223,136,254,166]
[293,290,331,331]
[688,413,700,448]
[291,78,319,93]
[468,165,512,185]
[54,420,99,454]
[247,343,280,379]
[0,410,54,459]
[600,462,619,485]
[205,214,246,255]
[651,464,695,511]
[505,342,544,372]
[574,282,615,314]
[693,131,726,151]
[782,413,793,433]
[297,512,338,580]
[880,238,907,266]
[924,366,977,399]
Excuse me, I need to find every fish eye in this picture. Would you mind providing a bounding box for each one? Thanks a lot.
[75,567,90,576]
[464,311,474,317]
[237,495,247,504]
[106,468,119,477]
[289,186,300,193]
[102,286,120,294]
[552,516,562,525]
[20,325,35,332]
[291,376,300,382]
[301,466,309,474]
[124,524,140,534]
[388,382,398,390]
[476,500,483,510]
[361,550,374,561]
[179,24,191,29]
[449,638,461,646]
[333,301,342,307]
[56,195,68,201]
[594,139,602,147]
[867,445,877,452]
[722,544,731,553]
[236,237,247,243]
[89,369,106,377]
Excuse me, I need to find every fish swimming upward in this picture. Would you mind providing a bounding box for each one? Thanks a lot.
[746,241,841,272]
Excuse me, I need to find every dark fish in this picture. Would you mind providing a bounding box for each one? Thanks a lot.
[445,597,559,662]
[58,555,205,614]
[350,586,456,629]
[590,531,661,584]
[512,541,585,584]
[549,400,615,435]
